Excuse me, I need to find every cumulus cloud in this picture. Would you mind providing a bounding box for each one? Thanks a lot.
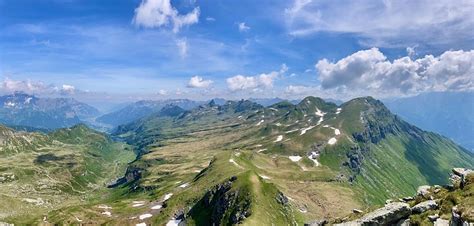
[0,78,80,96]
[316,48,474,96]
[226,64,287,91]
[187,75,213,88]
[158,89,168,95]
[285,0,474,47]
[238,22,250,32]
[133,0,200,33]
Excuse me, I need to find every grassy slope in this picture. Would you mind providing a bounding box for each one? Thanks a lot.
[0,124,135,224]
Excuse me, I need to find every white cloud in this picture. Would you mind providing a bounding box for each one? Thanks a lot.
[133,0,200,33]
[406,47,416,58]
[206,17,215,22]
[316,48,474,96]
[238,22,250,32]
[158,89,168,95]
[226,65,287,91]
[60,84,76,95]
[285,0,474,47]
[176,38,188,58]
[0,78,80,96]
[187,75,213,88]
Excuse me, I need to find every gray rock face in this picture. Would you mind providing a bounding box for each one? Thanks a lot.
[411,200,438,214]
[452,168,474,188]
[434,218,449,226]
[335,202,411,226]
[304,219,328,226]
[416,185,431,197]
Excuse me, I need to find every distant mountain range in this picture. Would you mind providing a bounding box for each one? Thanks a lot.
[384,92,474,151]
[0,92,100,129]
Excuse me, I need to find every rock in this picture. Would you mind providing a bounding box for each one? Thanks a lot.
[411,200,438,214]
[336,202,411,226]
[402,196,414,202]
[394,218,410,226]
[452,206,462,226]
[386,199,393,204]
[304,219,328,226]
[416,185,431,197]
[434,218,449,226]
[352,209,363,214]
[428,214,439,221]
[452,168,474,188]
[275,192,289,206]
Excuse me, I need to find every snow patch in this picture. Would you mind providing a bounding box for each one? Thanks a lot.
[101,211,112,217]
[315,108,325,117]
[323,125,329,128]
[300,126,315,135]
[166,219,182,226]
[334,128,341,135]
[163,193,173,201]
[336,108,342,114]
[139,213,152,220]
[98,205,112,209]
[179,183,189,188]
[257,149,267,153]
[136,223,147,226]
[328,138,337,145]
[285,129,299,134]
[308,152,320,166]
[274,135,283,142]
[260,175,271,180]
[151,204,162,210]
[256,119,264,126]
[289,156,302,162]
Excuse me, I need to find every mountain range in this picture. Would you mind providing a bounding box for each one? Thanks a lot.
[0,92,100,129]
[0,95,473,225]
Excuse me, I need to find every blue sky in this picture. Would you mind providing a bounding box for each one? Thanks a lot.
[0,0,473,102]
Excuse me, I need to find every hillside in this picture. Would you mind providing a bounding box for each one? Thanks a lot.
[83,96,474,225]
[2,96,473,225]
[0,92,100,129]
[0,124,135,223]
[384,92,474,152]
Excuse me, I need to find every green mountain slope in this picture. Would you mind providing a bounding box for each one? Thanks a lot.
[0,124,135,223]
[1,96,472,225]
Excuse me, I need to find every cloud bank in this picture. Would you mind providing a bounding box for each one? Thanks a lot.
[316,48,474,96]
[187,76,213,88]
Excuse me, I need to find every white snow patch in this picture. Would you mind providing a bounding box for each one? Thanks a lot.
[308,152,320,166]
[166,219,182,226]
[323,125,329,128]
[300,126,315,135]
[237,115,243,119]
[256,119,264,126]
[257,149,267,153]
[274,135,283,142]
[136,223,147,226]
[336,108,342,114]
[334,128,341,135]
[269,107,278,111]
[5,101,15,107]
[151,204,162,210]
[328,138,337,145]
[179,183,189,188]
[229,159,243,168]
[285,129,299,134]
[132,203,145,207]
[315,108,325,117]
[163,193,173,201]
[101,211,112,217]
[260,175,271,180]
[289,156,302,162]
[139,213,152,220]
[275,123,282,126]
[255,144,263,147]
[317,116,324,125]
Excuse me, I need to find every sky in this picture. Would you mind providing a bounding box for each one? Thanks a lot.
[0,0,473,103]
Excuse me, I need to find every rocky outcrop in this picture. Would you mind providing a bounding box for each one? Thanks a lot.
[452,168,474,188]
[416,185,431,197]
[189,176,251,225]
[335,202,411,226]
[304,219,328,226]
[411,200,438,214]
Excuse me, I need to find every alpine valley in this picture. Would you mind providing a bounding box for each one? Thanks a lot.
[1,96,473,225]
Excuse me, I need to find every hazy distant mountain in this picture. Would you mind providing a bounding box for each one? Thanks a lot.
[384,92,474,151]
[96,99,203,127]
[0,92,100,129]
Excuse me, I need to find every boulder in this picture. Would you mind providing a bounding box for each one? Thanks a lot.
[452,168,474,188]
[416,185,431,197]
[352,209,363,214]
[428,214,439,221]
[304,219,328,226]
[336,202,411,226]
[394,218,410,226]
[433,218,449,226]
[411,200,438,214]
